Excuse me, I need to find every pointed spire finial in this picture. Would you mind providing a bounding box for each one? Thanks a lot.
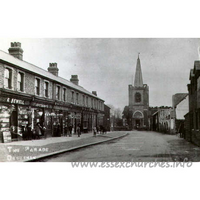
[134,53,143,87]
[138,52,140,59]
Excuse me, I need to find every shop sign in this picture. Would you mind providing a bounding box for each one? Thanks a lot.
[7,98,25,105]
[0,97,25,105]
[54,106,69,111]
[68,113,81,119]
[45,113,63,117]
[32,103,52,108]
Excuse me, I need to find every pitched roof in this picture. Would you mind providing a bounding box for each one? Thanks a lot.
[0,50,104,101]
[172,93,188,108]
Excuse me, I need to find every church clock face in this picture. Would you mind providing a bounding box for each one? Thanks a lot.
[135,92,141,103]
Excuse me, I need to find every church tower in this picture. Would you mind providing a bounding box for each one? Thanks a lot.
[128,54,149,130]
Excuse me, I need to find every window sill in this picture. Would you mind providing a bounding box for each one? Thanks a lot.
[17,90,26,93]
[3,87,14,91]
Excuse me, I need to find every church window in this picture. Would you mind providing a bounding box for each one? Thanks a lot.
[135,92,141,102]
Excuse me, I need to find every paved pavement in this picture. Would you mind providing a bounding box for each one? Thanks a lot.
[0,131,127,162]
[41,130,200,162]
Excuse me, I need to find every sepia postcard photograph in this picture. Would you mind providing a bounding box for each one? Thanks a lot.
[0,38,199,164]
[1,1,200,200]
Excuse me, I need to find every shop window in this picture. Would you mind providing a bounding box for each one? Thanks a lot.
[63,88,66,101]
[4,68,12,89]
[135,92,141,102]
[76,93,79,104]
[56,86,60,100]
[17,72,24,92]
[35,78,40,95]
[44,81,49,97]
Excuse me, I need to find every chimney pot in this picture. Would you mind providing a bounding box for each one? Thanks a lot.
[70,75,79,85]
[8,42,23,60]
[92,91,97,96]
[48,63,59,76]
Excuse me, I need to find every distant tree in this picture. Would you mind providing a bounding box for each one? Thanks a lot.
[107,104,115,117]
[122,106,132,126]
[107,104,123,127]
[114,108,122,119]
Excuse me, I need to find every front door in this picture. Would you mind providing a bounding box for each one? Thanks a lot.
[135,119,140,129]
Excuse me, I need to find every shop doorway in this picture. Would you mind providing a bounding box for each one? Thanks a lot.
[10,110,18,140]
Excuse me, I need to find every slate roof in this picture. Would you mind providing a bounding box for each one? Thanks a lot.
[0,50,104,101]
[172,93,188,108]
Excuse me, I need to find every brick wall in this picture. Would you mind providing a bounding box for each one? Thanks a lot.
[0,61,104,111]
[25,72,35,95]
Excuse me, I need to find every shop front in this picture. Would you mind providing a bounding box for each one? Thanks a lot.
[52,105,70,136]
[67,111,81,134]
[30,101,53,138]
[0,94,31,143]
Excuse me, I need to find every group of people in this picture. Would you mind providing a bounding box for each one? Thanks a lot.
[11,122,107,140]
[18,123,46,140]
[63,123,81,137]
[93,125,107,137]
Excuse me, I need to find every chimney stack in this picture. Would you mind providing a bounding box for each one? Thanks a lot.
[48,63,59,76]
[92,91,97,96]
[70,75,79,85]
[8,42,23,60]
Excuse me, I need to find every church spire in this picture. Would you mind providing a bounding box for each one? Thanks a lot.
[134,53,143,87]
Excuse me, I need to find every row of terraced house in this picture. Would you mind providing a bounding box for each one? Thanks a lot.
[0,42,110,143]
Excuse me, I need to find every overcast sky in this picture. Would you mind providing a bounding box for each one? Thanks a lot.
[0,38,199,110]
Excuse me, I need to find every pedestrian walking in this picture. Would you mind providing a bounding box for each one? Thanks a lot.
[53,122,57,137]
[57,123,61,137]
[43,125,47,139]
[35,123,42,139]
[21,126,25,140]
[93,127,97,137]
[69,123,73,137]
[77,123,81,137]
[64,125,68,136]
[27,124,33,140]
